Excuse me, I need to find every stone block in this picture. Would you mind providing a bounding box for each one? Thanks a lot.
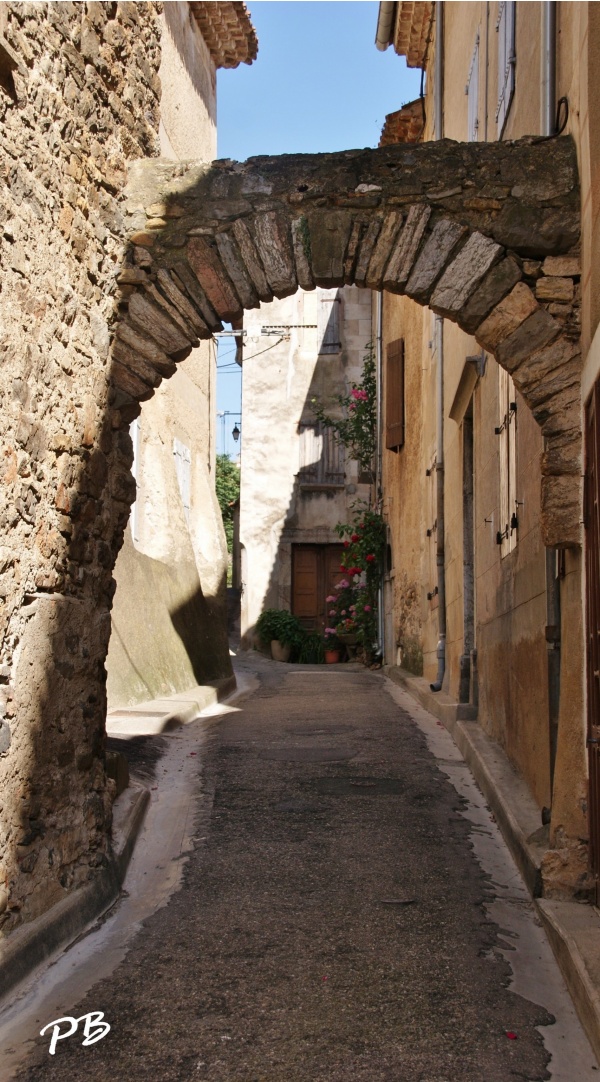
[541,474,582,548]
[383,204,431,291]
[535,276,575,304]
[511,337,581,395]
[542,432,582,476]
[127,292,193,355]
[475,283,538,352]
[430,232,502,317]
[253,212,297,296]
[187,236,243,323]
[154,269,208,338]
[542,255,580,277]
[364,211,403,289]
[405,218,467,303]
[117,321,177,378]
[307,209,353,286]
[354,218,382,286]
[495,308,562,372]
[457,257,522,334]
[215,231,259,311]
[233,218,274,300]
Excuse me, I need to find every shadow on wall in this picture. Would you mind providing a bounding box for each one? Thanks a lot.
[107,528,231,707]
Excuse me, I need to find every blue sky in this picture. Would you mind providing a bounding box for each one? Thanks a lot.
[215,1,420,454]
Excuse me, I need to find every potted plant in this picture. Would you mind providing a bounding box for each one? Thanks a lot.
[323,627,342,664]
[255,609,305,662]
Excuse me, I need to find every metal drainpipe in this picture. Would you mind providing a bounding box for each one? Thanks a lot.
[376,292,384,658]
[430,314,446,691]
[430,1,446,692]
[542,2,556,137]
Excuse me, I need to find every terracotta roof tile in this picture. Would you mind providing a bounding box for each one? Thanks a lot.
[190,2,258,69]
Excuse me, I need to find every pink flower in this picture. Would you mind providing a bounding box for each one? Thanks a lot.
[348,403,356,412]
[324,627,336,636]
[341,610,346,615]
[364,605,371,612]
[329,609,336,616]
[366,554,376,562]
[351,388,368,401]
[326,595,336,602]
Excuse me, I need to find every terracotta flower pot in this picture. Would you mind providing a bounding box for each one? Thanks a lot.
[271,639,291,663]
[324,649,341,664]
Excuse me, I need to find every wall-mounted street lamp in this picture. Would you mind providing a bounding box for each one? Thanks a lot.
[232,423,241,443]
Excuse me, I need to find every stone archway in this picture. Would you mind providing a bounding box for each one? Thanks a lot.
[0,135,582,941]
[117,136,581,547]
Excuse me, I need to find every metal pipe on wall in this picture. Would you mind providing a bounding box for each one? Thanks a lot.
[431,0,446,692]
[541,1,557,136]
[376,291,385,658]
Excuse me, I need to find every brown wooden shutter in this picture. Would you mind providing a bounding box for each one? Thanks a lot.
[385,338,405,451]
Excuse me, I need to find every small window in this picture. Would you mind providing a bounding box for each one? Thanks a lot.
[497,367,517,556]
[496,0,516,136]
[173,437,192,525]
[317,288,342,354]
[385,338,405,452]
[466,33,480,142]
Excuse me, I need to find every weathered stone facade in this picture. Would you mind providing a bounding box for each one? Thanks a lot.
[0,1,162,932]
[120,136,581,548]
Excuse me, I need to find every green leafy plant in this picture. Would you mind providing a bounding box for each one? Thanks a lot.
[298,632,325,664]
[255,609,305,653]
[215,454,240,554]
[310,343,376,479]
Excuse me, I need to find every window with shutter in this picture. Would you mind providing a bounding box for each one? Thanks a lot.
[496,0,516,136]
[173,437,192,525]
[129,418,141,545]
[466,33,480,142]
[298,421,345,485]
[385,339,405,452]
[317,288,342,354]
[497,367,518,556]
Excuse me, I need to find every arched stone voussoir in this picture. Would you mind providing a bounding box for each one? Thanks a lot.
[114,138,582,546]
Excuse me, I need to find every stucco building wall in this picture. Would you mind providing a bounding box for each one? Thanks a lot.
[379,0,590,893]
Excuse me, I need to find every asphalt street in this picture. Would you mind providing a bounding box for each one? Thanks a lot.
[6,657,599,1081]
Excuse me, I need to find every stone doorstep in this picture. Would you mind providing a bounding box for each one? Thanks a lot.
[385,665,600,1064]
[106,675,237,735]
[0,783,150,1007]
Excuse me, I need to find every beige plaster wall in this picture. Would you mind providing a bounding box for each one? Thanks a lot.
[106,3,231,706]
[240,287,373,643]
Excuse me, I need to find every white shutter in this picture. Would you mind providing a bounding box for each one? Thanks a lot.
[317,288,342,354]
[466,34,480,142]
[173,438,192,525]
[496,1,516,136]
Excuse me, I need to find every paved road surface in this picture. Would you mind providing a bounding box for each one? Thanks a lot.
[4,658,599,1081]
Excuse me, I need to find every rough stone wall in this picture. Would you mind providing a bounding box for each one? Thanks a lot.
[0,2,161,932]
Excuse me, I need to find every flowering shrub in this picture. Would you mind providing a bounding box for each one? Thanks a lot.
[310,344,376,478]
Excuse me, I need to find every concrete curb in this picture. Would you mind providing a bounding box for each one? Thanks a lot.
[106,675,237,734]
[385,665,600,1063]
[0,783,150,1005]
[535,900,600,1064]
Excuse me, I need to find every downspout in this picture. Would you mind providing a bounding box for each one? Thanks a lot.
[541,2,556,137]
[430,1,446,692]
[430,315,446,691]
[376,292,384,657]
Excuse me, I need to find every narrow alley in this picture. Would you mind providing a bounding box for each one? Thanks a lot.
[2,658,597,1082]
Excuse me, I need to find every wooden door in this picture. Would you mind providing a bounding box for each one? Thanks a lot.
[292,545,344,631]
[585,381,600,904]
